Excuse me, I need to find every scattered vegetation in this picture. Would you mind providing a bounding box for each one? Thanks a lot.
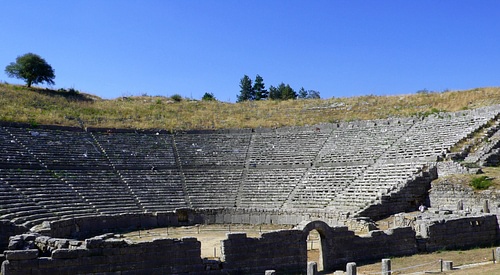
[470,175,494,190]
[1,83,500,131]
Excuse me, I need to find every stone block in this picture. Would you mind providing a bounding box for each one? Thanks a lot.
[226,232,247,239]
[51,248,80,259]
[4,249,39,260]
[307,261,318,275]
[443,260,453,271]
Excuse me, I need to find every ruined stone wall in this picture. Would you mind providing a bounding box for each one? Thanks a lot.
[2,233,204,275]
[0,220,27,255]
[221,230,306,274]
[320,226,417,270]
[44,209,355,240]
[416,214,499,252]
[436,161,477,177]
[429,179,500,214]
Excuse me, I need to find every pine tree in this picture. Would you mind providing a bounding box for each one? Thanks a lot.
[298,87,308,99]
[280,83,297,100]
[268,85,280,100]
[237,75,254,102]
[253,74,268,100]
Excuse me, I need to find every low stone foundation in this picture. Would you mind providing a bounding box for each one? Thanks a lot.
[429,179,500,218]
[2,233,204,275]
[2,210,499,274]
[41,208,359,240]
[416,213,499,252]
[221,230,306,274]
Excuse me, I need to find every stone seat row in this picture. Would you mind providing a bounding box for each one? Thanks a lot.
[119,170,188,211]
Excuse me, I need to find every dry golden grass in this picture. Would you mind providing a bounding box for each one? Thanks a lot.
[355,247,500,275]
[2,83,500,130]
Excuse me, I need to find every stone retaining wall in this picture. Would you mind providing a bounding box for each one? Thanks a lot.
[416,214,499,252]
[43,209,355,240]
[2,233,204,275]
[357,166,437,219]
[221,230,306,274]
[429,179,500,215]
[296,221,418,271]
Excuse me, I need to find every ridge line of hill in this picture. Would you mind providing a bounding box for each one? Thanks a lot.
[2,83,500,131]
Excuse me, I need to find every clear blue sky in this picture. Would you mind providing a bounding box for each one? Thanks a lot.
[2,1,500,102]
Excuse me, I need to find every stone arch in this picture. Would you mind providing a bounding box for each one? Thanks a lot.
[295,220,334,271]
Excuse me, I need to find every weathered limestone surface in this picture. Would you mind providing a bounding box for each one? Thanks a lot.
[1,106,500,273]
[221,230,307,274]
[2,233,204,275]
[295,220,418,271]
[429,179,500,216]
[415,213,499,252]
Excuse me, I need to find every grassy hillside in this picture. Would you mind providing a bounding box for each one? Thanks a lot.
[2,83,500,130]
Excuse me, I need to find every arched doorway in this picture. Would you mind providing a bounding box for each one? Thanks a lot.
[307,229,324,271]
[296,220,334,272]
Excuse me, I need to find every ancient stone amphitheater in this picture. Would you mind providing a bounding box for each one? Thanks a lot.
[2,105,500,274]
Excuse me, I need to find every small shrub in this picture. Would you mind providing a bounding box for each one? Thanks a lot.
[28,119,39,128]
[202,92,216,101]
[68,88,79,94]
[417,89,429,94]
[470,176,493,190]
[170,94,183,102]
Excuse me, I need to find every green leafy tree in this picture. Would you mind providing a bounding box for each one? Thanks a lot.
[237,75,255,102]
[307,90,320,99]
[298,87,321,99]
[5,53,55,87]
[202,92,216,101]
[253,74,268,100]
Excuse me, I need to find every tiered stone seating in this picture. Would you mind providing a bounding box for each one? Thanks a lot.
[183,169,243,208]
[94,132,176,169]
[239,168,307,209]
[285,165,368,209]
[1,105,499,229]
[175,133,250,167]
[327,162,425,213]
[0,169,97,223]
[5,127,110,169]
[463,118,500,165]
[0,176,58,227]
[118,169,187,211]
[381,110,495,161]
[317,120,413,164]
[0,127,43,169]
[57,170,143,215]
[248,130,329,166]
